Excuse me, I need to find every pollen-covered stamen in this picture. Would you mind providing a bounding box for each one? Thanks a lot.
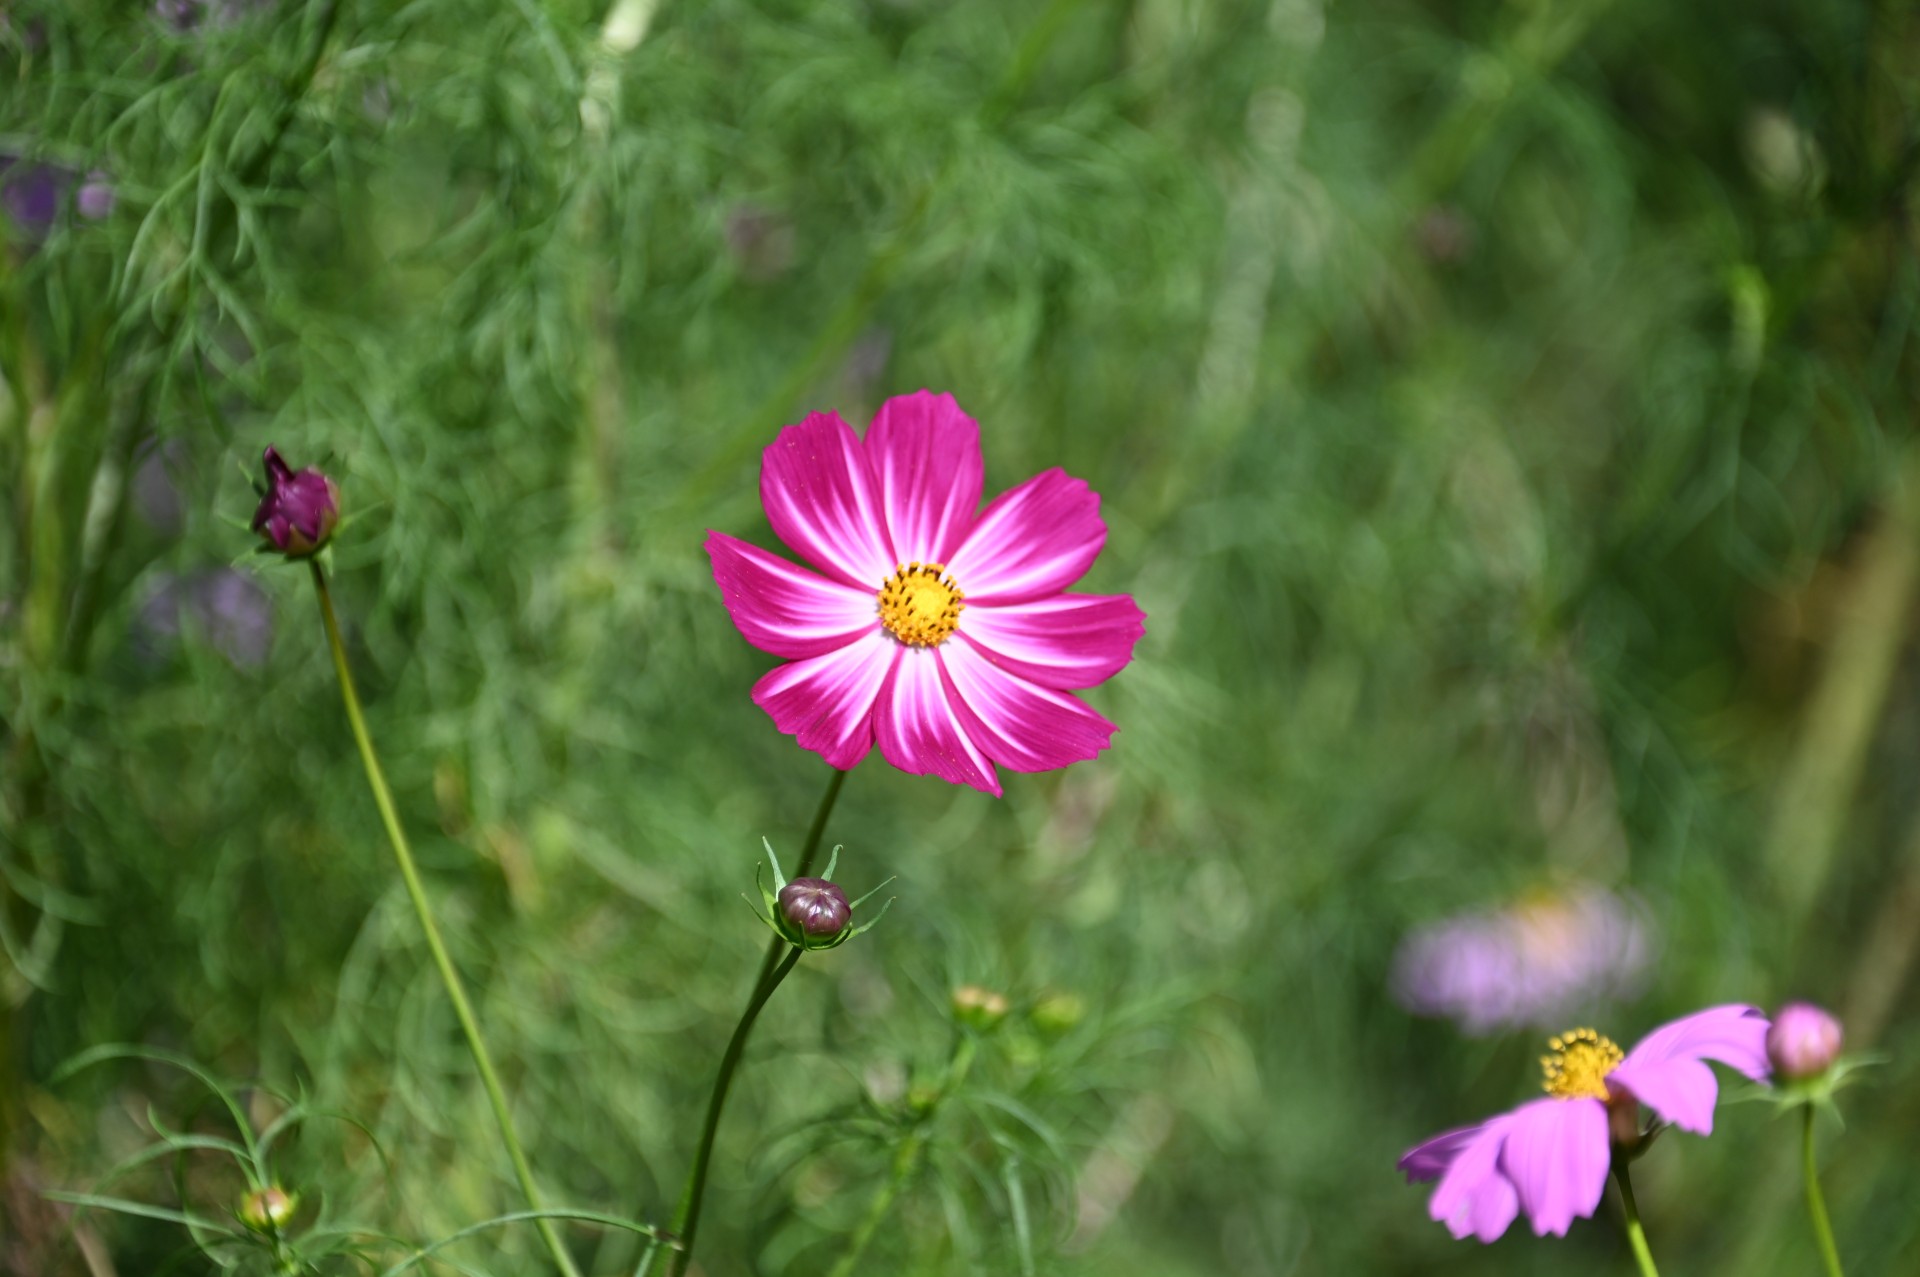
[1540,1027,1624,1101]
[877,562,965,647]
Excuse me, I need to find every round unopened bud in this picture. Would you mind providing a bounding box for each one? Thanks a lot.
[778,877,850,940]
[251,445,340,558]
[1029,991,1086,1036]
[239,1185,296,1231]
[1768,1002,1843,1080]
[951,984,1009,1032]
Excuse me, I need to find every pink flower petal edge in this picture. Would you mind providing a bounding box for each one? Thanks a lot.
[864,390,983,566]
[707,531,878,659]
[1608,1003,1771,1136]
[760,410,895,590]
[1399,1004,1773,1243]
[712,392,1143,793]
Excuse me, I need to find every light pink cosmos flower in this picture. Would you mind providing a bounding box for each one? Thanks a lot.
[1392,888,1653,1035]
[707,391,1144,796]
[1398,1005,1770,1241]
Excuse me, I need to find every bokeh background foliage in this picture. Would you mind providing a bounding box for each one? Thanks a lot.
[3,0,1919,1272]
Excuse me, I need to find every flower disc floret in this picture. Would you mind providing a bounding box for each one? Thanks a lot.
[1540,1028,1623,1100]
[878,562,964,646]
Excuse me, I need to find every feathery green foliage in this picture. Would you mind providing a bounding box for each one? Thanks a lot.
[4,0,1919,1273]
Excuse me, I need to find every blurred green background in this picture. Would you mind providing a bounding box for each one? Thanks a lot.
[3,0,1918,1272]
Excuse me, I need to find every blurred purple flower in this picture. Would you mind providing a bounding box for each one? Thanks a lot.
[724,204,795,282]
[1399,1006,1772,1241]
[137,569,273,669]
[0,154,113,237]
[1,158,69,234]
[77,172,116,220]
[155,0,276,31]
[1392,889,1652,1035]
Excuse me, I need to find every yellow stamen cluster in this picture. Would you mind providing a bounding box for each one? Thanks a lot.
[1540,1028,1623,1101]
[878,562,965,647]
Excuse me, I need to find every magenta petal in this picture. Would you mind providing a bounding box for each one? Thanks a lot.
[959,593,1145,690]
[751,631,896,769]
[941,638,1117,774]
[1618,1004,1772,1082]
[1427,1116,1519,1243]
[945,468,1106,605]
[1608,1005,1770,1135]
[1611,1056,1719,1135]
[761,411,895,590]
[874,646,999,795]
[707,531,880,658]
[1399,1125,1481,1184]
[864,391,984,566]
[1498,1098,1609,1237]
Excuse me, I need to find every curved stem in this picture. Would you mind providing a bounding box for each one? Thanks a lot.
[1613,1162,1661,1277]
[793,766,848,879]
[311,564,581,1277]
[664,948,803,1276]
[1802,1104,1847,1277]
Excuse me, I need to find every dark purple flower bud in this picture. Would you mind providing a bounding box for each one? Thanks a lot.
[251,445,340,557]
[778,877,850,940]
[1767,1002,1842,1080]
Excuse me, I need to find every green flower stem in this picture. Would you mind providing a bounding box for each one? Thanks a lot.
[1613,1163,1660,1277]
[1803,1104,1847,1277]
[661,947,803,1277]
[826,1033,978,1277]
[644,767,847,1277]
[310,563,581,1277]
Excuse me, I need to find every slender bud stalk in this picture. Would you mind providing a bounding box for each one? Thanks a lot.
[645,767,848,1277]
[1612,1163,1661,1277]
[310,564,580,1277]
[1802,1104,1847,1277]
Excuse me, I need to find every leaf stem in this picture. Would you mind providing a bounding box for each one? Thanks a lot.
[1802,1104,1847,1277]
[1613,1162,1660,1277]
[310,563,581,1277]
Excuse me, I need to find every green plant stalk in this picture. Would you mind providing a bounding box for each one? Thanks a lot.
[827,1033,978,1277]
[662,947,803,1277]
[1613,1163,1660,1277]
[1802,1104,1847,1277]
[640,767,846,1277]
[311,563,581,1277]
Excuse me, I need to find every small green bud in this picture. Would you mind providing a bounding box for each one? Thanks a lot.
[1029,990,1086,1035]
[951,984,1010,1032]
[239,1186,296,1231]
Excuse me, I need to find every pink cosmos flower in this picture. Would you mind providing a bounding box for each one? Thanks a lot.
[1398,1005,1771,1241]
[707,391,1144,796]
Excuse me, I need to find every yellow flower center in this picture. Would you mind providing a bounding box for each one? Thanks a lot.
[1540,1028,1623,1101]
[878,562,965,647]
